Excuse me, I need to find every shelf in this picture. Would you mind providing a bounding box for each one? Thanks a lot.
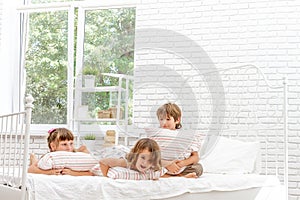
[73,73,133,146]
[76,86,126,92]
[74,118,125,122]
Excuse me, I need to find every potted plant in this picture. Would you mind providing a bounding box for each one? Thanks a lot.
[82,133,96,152]
[84,133,96,140]
[82,66,98,87]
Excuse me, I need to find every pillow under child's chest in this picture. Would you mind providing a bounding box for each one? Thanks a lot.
[38,151,98,171]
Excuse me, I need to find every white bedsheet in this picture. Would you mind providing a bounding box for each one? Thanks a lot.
[26,173,281,200]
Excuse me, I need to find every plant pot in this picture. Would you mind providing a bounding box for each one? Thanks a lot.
[83,75,95,87]
[108,106,123,119]
[103,130,116,147]
[97,110,111,118]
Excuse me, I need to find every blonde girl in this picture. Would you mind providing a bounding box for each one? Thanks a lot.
[100,138,162,178]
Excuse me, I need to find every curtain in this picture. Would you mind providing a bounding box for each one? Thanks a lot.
[0,0,27,114]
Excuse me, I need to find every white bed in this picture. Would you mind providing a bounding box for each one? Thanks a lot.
[25,173,283,200]
[0,95,34,200]
[1,65,288,200]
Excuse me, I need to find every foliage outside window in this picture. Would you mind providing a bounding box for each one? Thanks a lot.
[25,4,135,124]
[25,11,68,124]
[82,8,135,117]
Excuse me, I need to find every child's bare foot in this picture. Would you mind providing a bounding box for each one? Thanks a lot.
[77,145,90,153]
[29,153,38,166]
[184,172,197,178]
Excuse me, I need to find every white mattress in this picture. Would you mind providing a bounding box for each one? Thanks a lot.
[26,173,281,200]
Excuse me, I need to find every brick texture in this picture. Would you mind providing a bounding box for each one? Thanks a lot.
[134,0,300,199]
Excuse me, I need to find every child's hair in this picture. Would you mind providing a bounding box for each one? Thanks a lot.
[156,102,182,129]
[126,138,162,171]
[47,128,74,152]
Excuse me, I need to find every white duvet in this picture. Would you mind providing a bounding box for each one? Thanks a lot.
[26,173,280,200]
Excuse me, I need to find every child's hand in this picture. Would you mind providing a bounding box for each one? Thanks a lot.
[60,168,72,175]
[60,168,94,176]
[166,160,181,174]
[52,168,63,175]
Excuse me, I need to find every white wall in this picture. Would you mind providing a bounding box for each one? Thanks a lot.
[0,0,299,198]
[134,0,300,199]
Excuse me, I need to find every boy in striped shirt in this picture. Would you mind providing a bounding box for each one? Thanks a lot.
[148,102,203,178]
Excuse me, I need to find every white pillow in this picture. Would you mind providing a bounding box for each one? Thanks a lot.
[145,127,204,160]
[199,136,260,174]
[38,151,98,171]
[94,145,130,159]
[107,166,167,180]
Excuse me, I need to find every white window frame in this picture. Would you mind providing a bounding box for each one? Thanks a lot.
[16,0,136,135]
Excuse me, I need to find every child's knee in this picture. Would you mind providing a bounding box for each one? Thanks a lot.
[193,163,203,177]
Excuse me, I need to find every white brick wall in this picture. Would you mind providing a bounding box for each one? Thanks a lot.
[0,0,297,198]
[0,0,2,47]
[135,0,300,199]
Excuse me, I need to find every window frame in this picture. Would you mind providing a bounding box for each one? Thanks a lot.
[17,0,136,135]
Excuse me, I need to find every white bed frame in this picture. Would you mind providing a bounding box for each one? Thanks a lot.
[154,64,288,200]
[189,64,288,200]
[0,95,34,200]
[0,65,288,200]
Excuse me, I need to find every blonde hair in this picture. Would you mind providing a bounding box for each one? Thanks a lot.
[126,138,162,171]
[47,128,74,152]
[156,102,182,129]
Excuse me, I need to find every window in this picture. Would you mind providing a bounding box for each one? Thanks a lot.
[25,10,69,124]
[18,1,135,131]
[76,7,135,121]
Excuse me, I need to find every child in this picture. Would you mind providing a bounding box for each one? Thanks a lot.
[28,128,93,176]
[151,102,203,178]
[99,138,163,179]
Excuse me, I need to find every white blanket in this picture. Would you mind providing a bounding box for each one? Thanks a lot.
[26,173,281,200]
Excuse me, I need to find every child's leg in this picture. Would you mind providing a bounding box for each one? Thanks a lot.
[29,153,38,166]
[161,172,197,178]
[183,172,197,178]
[77,145,90,153]
[180,163,203,177]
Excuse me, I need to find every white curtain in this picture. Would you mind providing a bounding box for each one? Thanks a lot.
[0,0,25,114]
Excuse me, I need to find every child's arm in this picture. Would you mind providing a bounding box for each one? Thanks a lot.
[61,168,94,176]
[163,151,200,174]
[176,151,199,168]
[28,153,62,175]
[28,163,63,175]
[162,159,181,173]
[99,158,127,177]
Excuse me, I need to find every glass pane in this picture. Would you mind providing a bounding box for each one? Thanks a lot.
[82,8,135,119]
[25,11,68,124]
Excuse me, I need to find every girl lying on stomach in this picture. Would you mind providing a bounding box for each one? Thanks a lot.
[99,137,198,180]
[99,138,164,180]
[28,128,95,176]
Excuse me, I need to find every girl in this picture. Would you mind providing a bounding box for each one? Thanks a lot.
[154,102,203,178]
[99,138,163,179]
[28,128,93,176]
